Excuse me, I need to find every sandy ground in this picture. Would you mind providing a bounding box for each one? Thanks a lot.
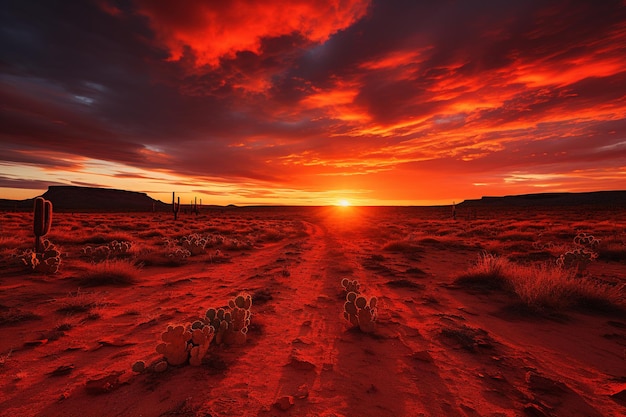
[0,205,625,417]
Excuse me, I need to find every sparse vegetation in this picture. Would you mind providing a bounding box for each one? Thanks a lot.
[149,293,253,370]
[343,291,378,333]
[1,204,625,417]
[382,239,420,252]
[456,253,625,313]
[0,306,41,326]
[79,259,140,286]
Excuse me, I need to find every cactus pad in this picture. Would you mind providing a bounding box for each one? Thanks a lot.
[156,325,191,366]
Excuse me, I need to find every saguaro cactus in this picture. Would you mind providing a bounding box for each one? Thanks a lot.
[33,197,52,253]
[172,192,180,220]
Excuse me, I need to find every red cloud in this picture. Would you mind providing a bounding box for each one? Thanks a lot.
[135,0,371,67]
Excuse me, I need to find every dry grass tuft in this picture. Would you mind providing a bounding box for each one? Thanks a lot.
[597,237,626,262]
[56,290,103,313]
[79,259,140,286]
[382,240,421,253]
[0,306,42,326]
[455,253,511,291]
[456,253,625,314]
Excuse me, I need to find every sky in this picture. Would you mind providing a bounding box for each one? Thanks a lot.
[1,0,625,206]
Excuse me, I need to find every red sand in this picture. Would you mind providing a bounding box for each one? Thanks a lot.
[0,206,625,416]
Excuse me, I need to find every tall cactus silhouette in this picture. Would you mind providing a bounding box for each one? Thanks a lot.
[33,197,52,252]
[172,192,180,220]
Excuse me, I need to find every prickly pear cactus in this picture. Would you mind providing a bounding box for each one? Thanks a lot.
[189,323,215,366]
[225,294,252,345]
[343,292,377,333]
[82,240,132,262]
[19,239,61,274]
[204,293,252,346]
[573,232,600,248]
[557,248,597,273]
[341,278,361,294]
[156,325,192,366]
[181,233,207,256]
[168,247,191,263]
[558,232,600,274]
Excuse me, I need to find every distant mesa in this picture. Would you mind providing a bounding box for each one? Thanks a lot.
[0,186,168,212]
[458,191,626,208]
[0,186,625,211]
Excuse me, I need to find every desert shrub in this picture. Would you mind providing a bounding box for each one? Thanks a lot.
[257,227,285,242]
[597,237,626,262]
[56,289,102,313]
[440,324,494,352]
[382,240,420,252]
[455,253,511,291]
[507,263,579,311]
[137,247,189,267]
[0,306,41,326]
[494,230,536,242]
[221,237,253,251]
[82,240,132,262]
[78,259,140,286]
[138,229,164,239]
[456,253,624,313]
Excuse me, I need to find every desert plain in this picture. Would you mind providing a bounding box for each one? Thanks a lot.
[0,204,625,417]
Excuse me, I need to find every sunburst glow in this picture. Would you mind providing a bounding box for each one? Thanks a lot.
[337,199,351,207]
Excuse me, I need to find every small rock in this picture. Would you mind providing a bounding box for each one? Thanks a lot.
[287,355,316,371]
[366,384,378,393]
[522,403,549,417]
[295,384,309,399]
[525,371,566,394]
[47,364,74,377]
[274,395,294,411]
[411,350,433,362]
[85,371,124,395]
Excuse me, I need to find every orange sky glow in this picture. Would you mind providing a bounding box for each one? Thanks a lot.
[1,1,625,206]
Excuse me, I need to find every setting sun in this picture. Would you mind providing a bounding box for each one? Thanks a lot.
[337,199,351,207]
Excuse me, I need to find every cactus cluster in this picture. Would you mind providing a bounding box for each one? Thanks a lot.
[164,233,252,259]
[20,239,61,274]
[168,247,191,263]
[557,248,598,273]
[341,278,361,294]
[82,240,132,261]
[152,293,252,369]
[343,292,377,333]
[180,233,207,256]
[20,197,61,274]
[154,321,217,368]
[156,325,193,366]
[204,293,253,346]
[573,232,600,248]
[557,232,600,274]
